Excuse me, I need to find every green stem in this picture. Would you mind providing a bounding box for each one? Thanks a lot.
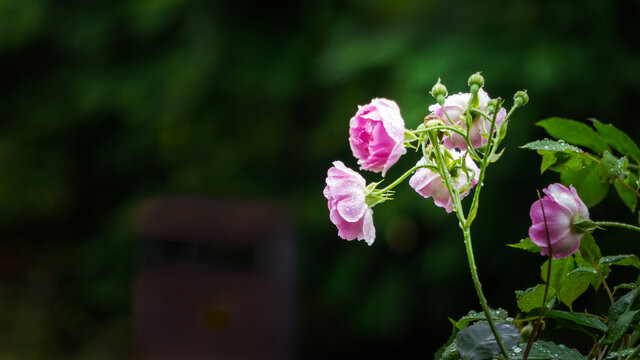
[595,221,640,233]
[466,164,486,226]
[378,164,435,194]
[426,129,509,359]
[440,104,482,160]
[413,126,468,138]
[426,132,465,222]
[463,226,511,360]
[466,106,499,226]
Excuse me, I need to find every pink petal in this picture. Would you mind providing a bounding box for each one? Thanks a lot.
[544,183,585,216]
[528,221,572,246]
[331,209,364,240]
[362,208,376,245]
[529,197,572,225]
[336,192,367,223]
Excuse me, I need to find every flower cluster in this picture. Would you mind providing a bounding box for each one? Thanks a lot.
[324,74,512,245]
[429,89,506,150]
[322,72,640,359]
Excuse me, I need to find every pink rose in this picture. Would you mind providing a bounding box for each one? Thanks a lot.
[528,183,589,259]
[323,161,376,245]
[428,89,506,150]
[349,98,406,176]
[409,150,480,213]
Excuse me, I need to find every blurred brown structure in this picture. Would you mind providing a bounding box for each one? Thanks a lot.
[132,197,295,360]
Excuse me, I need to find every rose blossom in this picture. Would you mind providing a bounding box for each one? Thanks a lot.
[323,161,375,245]
[528,183,589,259]
[349,98,406,176]
[428,89,507,150]
[409,150,480,213]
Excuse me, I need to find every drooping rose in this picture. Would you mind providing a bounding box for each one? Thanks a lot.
[409,150,480,213]
[349,98,406,176]
[528,183,589,259]
[428,89,506,150]
[323,161,375,245]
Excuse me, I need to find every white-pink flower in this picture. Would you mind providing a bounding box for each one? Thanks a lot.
[529,183,589,259]
[323,161,376,245]
[349,98,406,176]
[409,150,480,213]
[428,89,506,150]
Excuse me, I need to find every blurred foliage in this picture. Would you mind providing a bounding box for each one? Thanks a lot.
[0,0,639,358]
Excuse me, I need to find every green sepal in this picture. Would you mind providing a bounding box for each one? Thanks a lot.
[508,238,542,254]
[572,216,602,233]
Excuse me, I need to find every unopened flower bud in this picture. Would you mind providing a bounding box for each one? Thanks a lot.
[514,90,529,107]
[425,119,444,129]
[520,323,533,341]
[486,99,499,115]
[468,72,484,88]
[430,78,448,104]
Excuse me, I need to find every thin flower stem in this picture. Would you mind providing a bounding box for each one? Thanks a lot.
[462,227,511,360]
[597,267,615,305]
[426,129,510,360]
[426,132,465,221]
[412,126,468,137]
[466,165,486,227]
[466,106,498,226]
[440,105,482,160]
[378,164,434,193]
[595,221,640,233]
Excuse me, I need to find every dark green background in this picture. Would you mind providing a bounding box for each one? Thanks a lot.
[1,0,639,358]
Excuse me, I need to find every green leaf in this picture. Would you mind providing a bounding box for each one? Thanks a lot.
[613,283,638,294]
[455,322,520,360]
[537,151,587,174]
[557,267,598,308]
[454,308,509,330]
[614,180,638,213]
[508,238,542,254]
[604,287,640,344]
[599,255,640,270]
[434,341,460,360]
[516,284,556,313]
[574,249,607,292]
[578,233,601,265]
[592,120,640,164]
[487,147,505,163]
[598,151,628,181]
[541,257,575,290]
[540,152,557,174]
[561,162,609,207]
[434,324,461,360]
[604,348,637,359]
[537,117,610,154]
[541,310,608,332]
[507,341,586,360]
[521,139,584,153]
